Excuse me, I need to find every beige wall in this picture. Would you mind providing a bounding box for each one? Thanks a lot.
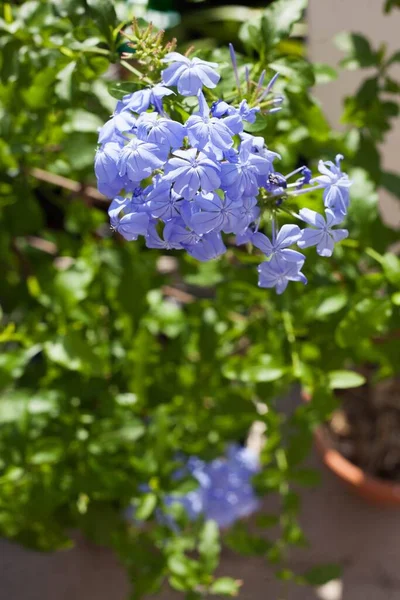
[308,0,400,228]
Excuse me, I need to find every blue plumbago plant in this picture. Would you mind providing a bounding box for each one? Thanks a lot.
[95,33,352,294]
[130,444,261,529]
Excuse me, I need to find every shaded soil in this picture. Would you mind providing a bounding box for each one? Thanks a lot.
[326,377,400,481]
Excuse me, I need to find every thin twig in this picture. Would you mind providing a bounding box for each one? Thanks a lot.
[29,167,108,204]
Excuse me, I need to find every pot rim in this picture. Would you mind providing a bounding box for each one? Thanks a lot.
[302,390,400,500]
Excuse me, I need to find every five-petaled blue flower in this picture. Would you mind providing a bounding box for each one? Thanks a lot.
[185,92,234,157]
[258,256,307,294]
[297,208,348,257]
[118,138,166,182]
[221,139,276,197]
[122,84,174,114]
[136,112,186,154]
[315,154,352,218]
[191,191,243,235]
[252,225,304,263]
[164,148,221,200]
[162,52,220,96]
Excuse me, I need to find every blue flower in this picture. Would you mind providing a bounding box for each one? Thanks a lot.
[185,92,234,157]
[94,142,121,183]
[264,172,287,194]
[258,256,307,294]
[146,178,184,220]
[161,52,220,96]
[314,154,352,217]
[145,222,184,250]
[221,139,276,197]
[122,84,174,114]
[253,225,304,263]
[237,196,260,234]
[191,192,243,235]
[116,211,150,241]
[186,231,226,262]
[210,100,251,134]
[108,196,149,241]
[236,99,260,124]
[108,196,131,228]
[118,138,166,183]
[297,208,348,257]
[164,148,221,200]
[136,112,186,153]
[98,105,137,144]
[163,217,202,249]
[188,444,260,528]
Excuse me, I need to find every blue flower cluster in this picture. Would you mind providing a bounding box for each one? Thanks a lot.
[164,445,260,528]
[95,49,352,293]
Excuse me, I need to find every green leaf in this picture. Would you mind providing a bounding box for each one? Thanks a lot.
[135,493,157,520]
[44,331,104,376]
[54,259,95,307]
[381,171,400,200]
[263,0,307,44]
[328,371,366,390]
[64,109,103,133]
[209,577,240,596]
[392,292,400,306]
[199,520,220,572]
[97,421,145,446]
[336,298,392,347]
[302,564,342,586]
[336,32,377,69]
[222,355,285,383]
[255,514,280,528]
[387,49,400,65]
[0,389,28,423]
[107,81,144,100]
[29,438,64,465]
[55,61,76,101]
[382,253,400,287]
[314,294,348,319]
[86,0,117,45]
[290,468,321,486]
[312,63,337,84]
[384,0,400,14]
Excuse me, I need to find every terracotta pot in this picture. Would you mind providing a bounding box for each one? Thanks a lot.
[303,392,400,507]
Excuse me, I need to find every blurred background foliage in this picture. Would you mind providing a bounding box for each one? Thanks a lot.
[0,0,399,598]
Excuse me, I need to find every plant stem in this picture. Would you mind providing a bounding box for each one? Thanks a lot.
[282,308,302,379]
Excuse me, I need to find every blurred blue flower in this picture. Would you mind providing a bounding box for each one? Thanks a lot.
[164,148,221,200]
[297,208,348,257]
[162,52,220,96]
[258,256,307,294]
[163,445,260,528]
